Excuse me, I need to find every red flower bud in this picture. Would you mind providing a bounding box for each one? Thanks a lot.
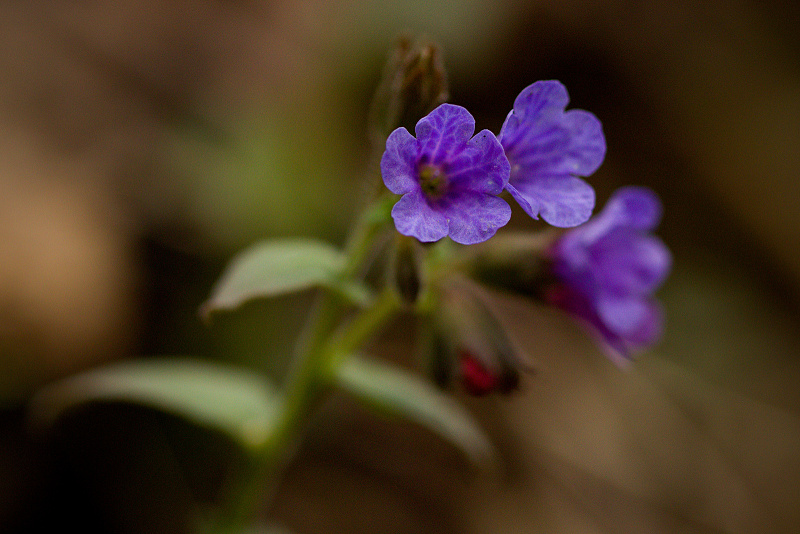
[459,351,498,396]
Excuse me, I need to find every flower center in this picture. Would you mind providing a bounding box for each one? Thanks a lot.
[418,163,448,200]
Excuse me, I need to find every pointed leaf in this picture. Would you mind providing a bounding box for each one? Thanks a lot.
[202,239,370,319]
[30,358,282,450]
[335,355,495,466]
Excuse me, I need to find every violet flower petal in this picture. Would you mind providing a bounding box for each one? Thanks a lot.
[499,81,606,176]
[592,232,671,295]
[499,80,605,227]
[624,301,664,347]
[415,104,475,164]
[585,186,663,240]
[444,192,512,245]
[391,189,449,242]
[381,127,419,195]
[608,186,663,231]
[447,129,510,194]
[596,293,652,336]
[506,175,595,227]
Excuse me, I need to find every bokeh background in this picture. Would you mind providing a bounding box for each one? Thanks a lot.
[2,1,800,532]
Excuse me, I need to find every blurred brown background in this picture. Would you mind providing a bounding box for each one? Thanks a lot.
[2,1,800,533]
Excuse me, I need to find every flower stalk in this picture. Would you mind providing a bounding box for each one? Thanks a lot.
[209,196,400,533]
[203,39,670,534]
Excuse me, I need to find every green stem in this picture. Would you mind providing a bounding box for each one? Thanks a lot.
[342,192,395,277]
[210,198,395,533]
[214,330,329,532]
[325,287,400,371]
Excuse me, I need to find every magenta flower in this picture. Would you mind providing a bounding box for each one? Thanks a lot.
[381,104,511,245]
[499,80,606,227]
[548,187,671,362]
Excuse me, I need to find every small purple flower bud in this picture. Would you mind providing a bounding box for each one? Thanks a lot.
[499,81,606,227]
[381,104,512,245]
[549,187,672,362]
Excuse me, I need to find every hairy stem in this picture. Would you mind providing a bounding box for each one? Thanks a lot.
[210,197,395,533]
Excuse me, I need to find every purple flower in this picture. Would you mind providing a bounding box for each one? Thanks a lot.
[499,80,606,227]
[381,104,511,245]
[548,187,671,362]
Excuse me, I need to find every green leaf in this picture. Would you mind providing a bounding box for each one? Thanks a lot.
[30,358,282,450]
[201,238,371,319]
[335,355,495,466]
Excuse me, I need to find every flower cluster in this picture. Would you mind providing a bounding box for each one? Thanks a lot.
[380,80,606,244]
[548,187,672,362]
[381,78,671,370]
